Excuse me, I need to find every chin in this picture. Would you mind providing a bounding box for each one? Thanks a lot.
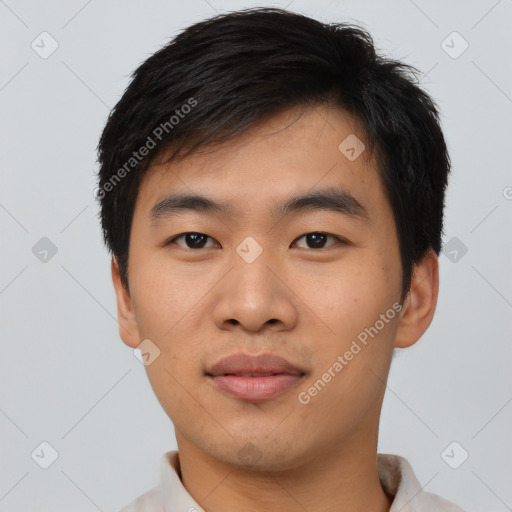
[211,436,311,473]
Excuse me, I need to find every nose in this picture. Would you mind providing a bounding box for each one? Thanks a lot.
[212,251,298,333]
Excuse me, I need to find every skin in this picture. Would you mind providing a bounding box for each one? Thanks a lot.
[112,103,439,512]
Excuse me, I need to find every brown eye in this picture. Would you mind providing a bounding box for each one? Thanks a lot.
[168,232,219,249]
[292,232,342,249]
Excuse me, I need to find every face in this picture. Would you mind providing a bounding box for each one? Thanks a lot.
[113,104,426,472]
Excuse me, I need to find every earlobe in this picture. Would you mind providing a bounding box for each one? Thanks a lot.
[111,257,141,348]
[394,249,439,349]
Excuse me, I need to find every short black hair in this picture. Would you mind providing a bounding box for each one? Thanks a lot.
[96,6,450,303]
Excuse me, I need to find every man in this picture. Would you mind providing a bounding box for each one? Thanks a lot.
[96,7,465,511]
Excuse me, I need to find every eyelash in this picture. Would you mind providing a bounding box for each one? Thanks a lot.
[165,232,347,250]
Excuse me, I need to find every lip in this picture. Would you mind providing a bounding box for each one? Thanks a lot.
[206,353,306,401]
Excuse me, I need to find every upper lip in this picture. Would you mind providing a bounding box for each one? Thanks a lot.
[206,353,306,377]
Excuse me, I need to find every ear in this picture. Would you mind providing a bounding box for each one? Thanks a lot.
[111,257,141,348]
[395,249,439,349]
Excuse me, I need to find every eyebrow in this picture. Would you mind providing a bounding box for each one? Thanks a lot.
[149,187,369,225]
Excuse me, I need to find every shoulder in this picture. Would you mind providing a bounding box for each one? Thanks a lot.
[378,453,466,512]
[420,490,466,512]
[117,485,164,512]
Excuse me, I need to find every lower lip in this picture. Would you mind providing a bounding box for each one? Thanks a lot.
[209,374,303,401]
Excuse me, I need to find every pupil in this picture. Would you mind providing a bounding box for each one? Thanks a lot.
[308,233,326,248]
[187,233,206,248]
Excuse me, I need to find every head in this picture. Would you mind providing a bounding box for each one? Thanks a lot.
[96,8,450,470]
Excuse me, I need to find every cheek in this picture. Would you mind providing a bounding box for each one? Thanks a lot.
[303,255,397,332]
[297,253,401,402]
[130,255,205,339]
[145,356,219,445]
[130,257,213,394]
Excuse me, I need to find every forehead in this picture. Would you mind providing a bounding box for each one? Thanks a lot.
[134,104,387,221]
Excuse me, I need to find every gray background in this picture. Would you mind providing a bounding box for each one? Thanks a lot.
[1,0,511,510]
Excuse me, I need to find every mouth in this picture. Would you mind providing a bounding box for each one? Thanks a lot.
[205,353,306,402]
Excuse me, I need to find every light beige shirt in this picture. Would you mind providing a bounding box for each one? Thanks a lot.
[119,451,465,512]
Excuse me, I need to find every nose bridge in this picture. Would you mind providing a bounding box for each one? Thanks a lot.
[212,236,297,332]
[232,235,276,304]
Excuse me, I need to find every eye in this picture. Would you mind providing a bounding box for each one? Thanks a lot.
[165,231,345,250]
[167,232,219,249]
[292,232,344,249]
